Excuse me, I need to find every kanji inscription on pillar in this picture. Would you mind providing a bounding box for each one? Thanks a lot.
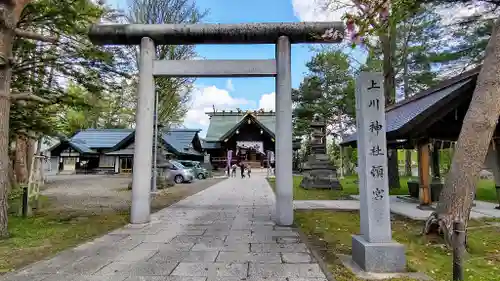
[355,72,391,243]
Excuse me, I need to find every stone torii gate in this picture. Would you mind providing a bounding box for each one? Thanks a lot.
[88,22,344,226]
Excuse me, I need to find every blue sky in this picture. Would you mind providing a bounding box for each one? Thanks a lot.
[107,0,365,137]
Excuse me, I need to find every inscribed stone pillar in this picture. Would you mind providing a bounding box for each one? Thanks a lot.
[351,72,406,273]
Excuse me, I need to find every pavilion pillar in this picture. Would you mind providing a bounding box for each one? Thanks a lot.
[485,140,500,208]
[431,144,440,180]
[131,37,155,224]
[274,35,293,226]
[417,143,431,208]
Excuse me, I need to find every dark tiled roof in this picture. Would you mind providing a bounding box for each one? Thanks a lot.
[70,139,97,154]
[162,129,201,155]
[202,141,221,149]
[205,111,276,141]
[67,128,202,156]
[105,148,134,155]
[341,68,479,146]
[105,143,134,155]
[47,139,97,155]
[72,129,134,149]
[182,147,202,156]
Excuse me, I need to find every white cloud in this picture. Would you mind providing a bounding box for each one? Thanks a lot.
[292,0,494,28]
[225,79,235,91]
[183,85,255,137]
[292,0,353,22]
[258,92,276,111]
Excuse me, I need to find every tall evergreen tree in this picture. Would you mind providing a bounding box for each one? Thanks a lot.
[293,50,356,140]
[0,0,132,238]
[126,0,208,126]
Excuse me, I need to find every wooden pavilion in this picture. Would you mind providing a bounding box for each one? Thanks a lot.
[341,66,500,207]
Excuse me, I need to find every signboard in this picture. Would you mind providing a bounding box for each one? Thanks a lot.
[60,152,80,157]
[236,141,264,154]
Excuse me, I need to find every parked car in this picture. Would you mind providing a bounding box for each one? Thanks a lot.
[164,160,194,184]
[178,160,209,180]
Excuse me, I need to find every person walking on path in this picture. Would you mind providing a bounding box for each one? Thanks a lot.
[247,163,252,178]
[239,161,246,178]
[231,163,237,177]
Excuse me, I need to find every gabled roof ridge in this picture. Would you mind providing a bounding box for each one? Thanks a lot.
[218,113,274,141]
[206,110,276,117]
[79,128,135,131]
[167,128,202,132]
[71,138,88,144]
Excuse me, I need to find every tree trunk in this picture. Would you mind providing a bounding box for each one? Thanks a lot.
[405,149,412,177]
[402,34,413,178]
[26,137,35,178]
[380,17,400,189]
[0,3,15,239]
[14,135,29,184]
[380,35,396,105]
[0,0,30,238]
[424,17,500,246]
[36,136,45,185]
[8,157,15,191]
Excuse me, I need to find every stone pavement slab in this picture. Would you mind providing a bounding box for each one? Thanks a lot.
[1,174,327,281]
[296,195,500,221]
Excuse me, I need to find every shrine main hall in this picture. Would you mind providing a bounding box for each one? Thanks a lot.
[203,109,276,169]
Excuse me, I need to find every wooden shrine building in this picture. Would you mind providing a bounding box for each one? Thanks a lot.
[47,128,203,174]
[341,66,500,207]
[203,109,276,169]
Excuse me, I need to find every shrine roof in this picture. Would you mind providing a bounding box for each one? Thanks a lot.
[50,128,202,156]
[69,139,97,154]
[341,67,480,147]
[205,110,276,142]
[201,140,221,149]
[72,128,134,149]
[162,129,202,155]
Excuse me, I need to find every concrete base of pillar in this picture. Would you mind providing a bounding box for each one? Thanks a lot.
[338,254,430,280]
[273,200,293,226]
[351,235,406,273]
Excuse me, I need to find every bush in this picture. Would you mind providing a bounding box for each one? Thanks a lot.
[8,184,24,201]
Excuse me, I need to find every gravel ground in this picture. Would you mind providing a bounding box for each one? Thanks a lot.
[41,174,225,215]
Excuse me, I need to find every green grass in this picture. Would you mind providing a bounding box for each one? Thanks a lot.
[296,210,500,281]
[0,209,129,273]
[268,175,411,200]
[0,180,222,273]
[475,180,498,203]
[267,174,500,280]
[268,175,498,202]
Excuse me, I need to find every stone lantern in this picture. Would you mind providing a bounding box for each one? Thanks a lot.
[299,115,342,190]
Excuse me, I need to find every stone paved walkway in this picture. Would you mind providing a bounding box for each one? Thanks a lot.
[2,173,328,281]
